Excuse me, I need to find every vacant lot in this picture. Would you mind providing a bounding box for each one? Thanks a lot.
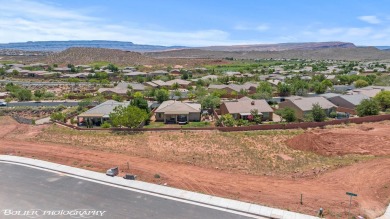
[1,116,389,218]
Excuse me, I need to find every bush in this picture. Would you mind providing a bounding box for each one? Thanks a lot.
[216,114,236,127]
[101,122,111,128]
[329,111,337,118]
[50,112,65,121]
[236,119,249,126]
[356,99,380,117]
[276,107,296,123]
[154,174,160,179]
[311,103,327,122]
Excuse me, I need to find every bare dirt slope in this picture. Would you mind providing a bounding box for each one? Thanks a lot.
[286,123,390,156]
[0,117,389,218]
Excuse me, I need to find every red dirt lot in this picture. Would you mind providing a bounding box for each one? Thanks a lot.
[1,118,389,218]
[286,124,390,156]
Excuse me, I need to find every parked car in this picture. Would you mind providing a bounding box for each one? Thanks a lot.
[0,102,7,107]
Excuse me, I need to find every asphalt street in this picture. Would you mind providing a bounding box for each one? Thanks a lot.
[0,163,255,219]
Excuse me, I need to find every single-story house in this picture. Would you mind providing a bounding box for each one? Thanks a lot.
[348,86,390,98]
[279,96,337,120]
[98,82,145,95]
[149,70,169,77]
[165,79,191,88]
[124,71,147,78]
[208,82,257,94]
[53,67,71,73]
[328,94,369,112]
[61,72,94,78]
[169,69,182,76]
[77,100,130,126]
[154,100,201,124]
[220,97,273,121]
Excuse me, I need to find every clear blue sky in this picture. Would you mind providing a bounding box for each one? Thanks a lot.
[0,0,389,46]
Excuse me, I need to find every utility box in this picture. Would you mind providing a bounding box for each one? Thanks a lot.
[106,167,119,176]
[123,174,137,180]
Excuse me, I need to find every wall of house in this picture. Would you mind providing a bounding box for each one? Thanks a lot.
[279,100,305,119]
[219,103,229,115]
[189,112,201,121]
[155,112,164,121]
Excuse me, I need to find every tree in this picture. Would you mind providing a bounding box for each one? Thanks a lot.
[374,90,390,111]
[356,99,380,117]
[354,79,369,88]
[109,105,148,128]
[50,112,65,122]
[107,63,119,72]
[133,92,144,99]
[321,79,333,88]
[200,95,220,110]
[257,81,273,94]
[249,109,262,124]
[313,82,327,94]
[276,107,296,122]
[15,88,32,101]
[277,83,292,96]
[311,103,327,122]
[216,114,236,127]
[181,72,189,80]
[34,89,45,98]
[155,89,169,103]
[171,82,180,90]
[131,97,150,113]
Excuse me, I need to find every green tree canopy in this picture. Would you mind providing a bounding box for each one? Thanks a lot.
[354,79,369,88]
[374,90,390,111]
[311,103,327,122]
[109,105,148,128]
[277,83,292,96]
[155,89,169,103]
[276,107,296,122]
[356,99,380,117]
[199,95,220,109]
[130,97,150,113]
[14,88,32,101]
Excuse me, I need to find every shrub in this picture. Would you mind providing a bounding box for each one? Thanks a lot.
[50,112,65,121]
[356,99,380,117]
[276,107,296,123]
[101,122,111,128]
[311,103,327,122]
[154,174,161,178]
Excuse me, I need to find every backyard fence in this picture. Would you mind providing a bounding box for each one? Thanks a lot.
[54,114,390,132]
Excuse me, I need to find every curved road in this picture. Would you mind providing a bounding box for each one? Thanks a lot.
[0,163,255,219]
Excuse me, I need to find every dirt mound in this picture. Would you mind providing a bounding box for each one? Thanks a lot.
[286,124,390,156]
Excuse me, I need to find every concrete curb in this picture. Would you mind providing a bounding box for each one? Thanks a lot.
[377,204,390,219]
[0,155,319,219]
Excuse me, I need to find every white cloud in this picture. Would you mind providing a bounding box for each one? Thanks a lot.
[234,24,269,32]
[358,15,381,24]
[256,24,270,31]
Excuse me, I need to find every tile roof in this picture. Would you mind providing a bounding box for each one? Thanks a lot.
[223,99,273,114]
[78,100,130,117]
[287,96,336,111]
[155,100,201,114]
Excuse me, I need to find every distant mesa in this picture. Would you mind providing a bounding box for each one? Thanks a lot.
[196,42,356,51]
[0,40,360,52]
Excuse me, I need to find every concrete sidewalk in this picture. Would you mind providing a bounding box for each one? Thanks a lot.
[0,155,319,219]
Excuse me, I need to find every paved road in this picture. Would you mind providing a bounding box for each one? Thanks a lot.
[0,80,92,86]
[5,101,81,107]
[0,163,255,219]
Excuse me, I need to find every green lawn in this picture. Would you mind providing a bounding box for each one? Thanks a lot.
[182,121,212,128]
[143,122,166,128]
